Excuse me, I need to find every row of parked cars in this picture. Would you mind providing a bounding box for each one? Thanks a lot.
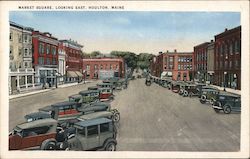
[9,78,129,151]
[147,75,241,114]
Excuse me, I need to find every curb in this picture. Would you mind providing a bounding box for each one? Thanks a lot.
[9,89,53,100]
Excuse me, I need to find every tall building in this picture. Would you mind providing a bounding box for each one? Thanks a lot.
[60,39,83,82]
[32,31,59,87]
[9,22,35,94]
[193,42,210,83]
[150,50,194,81]
[214,26,241,90]
[82,57,125,79]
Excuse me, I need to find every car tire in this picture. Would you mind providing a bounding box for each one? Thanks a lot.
[42,141,56,150]
[214,108,220,113]
[112,112,120,122]
[223,105,232,114]
[104,142,116,151]
[200,95,206,104]
[183,91,188,97]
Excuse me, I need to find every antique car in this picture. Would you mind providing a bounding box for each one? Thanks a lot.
[24,112,51,122]
[68,94,82,103]
[98,87,114,101]
[65,118,117,151]
[39,101,82,123]
[199,88,220,104]
[145,78,152,86]
[79,90,100,103]
[161,78,172,89]
[181,83,205,97]
[171,81,185,93]
[212,92,241,114]
[97,83,115,90]
[9,118,64,150]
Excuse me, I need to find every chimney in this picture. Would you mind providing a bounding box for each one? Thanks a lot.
[225,28,228,32]
[174,49,177,52]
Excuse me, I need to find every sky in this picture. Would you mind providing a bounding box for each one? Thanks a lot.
[10,11,240,54]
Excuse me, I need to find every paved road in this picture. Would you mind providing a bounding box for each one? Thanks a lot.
[9,81,100,131]
[112,78,240,151]
[9,78,240,151]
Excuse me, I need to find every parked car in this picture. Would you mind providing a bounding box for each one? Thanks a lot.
[212,92,241,114]
[79,90,100,103]
[181,83,205,97]
[68,94,82,103]
[171,81,185,93]
[199,88,220,104]
[98,87,114,101]
[24,112,51,122]
[88,86,99,91]
[65,118,117,151]
[97,83,115,90]
[9,118,65,150]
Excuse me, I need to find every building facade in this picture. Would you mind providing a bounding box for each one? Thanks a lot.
[193,42,210,83]
[9,22,35,94]
[150,50,194,81]
[32,31,59,87]
[207,40,215,84]
[60,39,83,83]
[82,58,125,79]
[214,26,241,90]
[58,42,66,84]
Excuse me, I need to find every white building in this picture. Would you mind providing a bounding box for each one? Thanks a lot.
[58,42,66,84]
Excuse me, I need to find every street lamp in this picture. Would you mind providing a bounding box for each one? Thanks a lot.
[224,71,227,91]
[83,70,86,84]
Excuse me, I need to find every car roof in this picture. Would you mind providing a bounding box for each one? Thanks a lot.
[74,117,112,128]
[88,86,99,90]
[78,111,112,120]
[16,118,57,130]
[97,83,113,86]
[219,91,241,97]
[79,90,100,95]
[51,101,78,107]
[68,94,82,99]
[24,112,51,119]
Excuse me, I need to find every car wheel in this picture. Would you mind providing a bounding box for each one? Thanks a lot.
[214,108,220,113]
[223,105,232,114]
[112,112,120,122]
[183,91,188,97]
[105,142,116,151]
[200,95,206,104]
[44,141,56,150]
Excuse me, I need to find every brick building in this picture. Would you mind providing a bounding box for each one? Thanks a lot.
[214,26,241,90]
[207,40,215,84]
[193,42,210,83]
[32,31,59,87]
[150,50,194,81]
[60,39,83,82]
[82,57,125,79]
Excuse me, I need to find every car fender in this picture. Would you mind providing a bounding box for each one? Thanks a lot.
[103,138,117,148]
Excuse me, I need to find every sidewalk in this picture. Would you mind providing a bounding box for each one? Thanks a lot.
[9,80,94,100]
[210,85,241,95]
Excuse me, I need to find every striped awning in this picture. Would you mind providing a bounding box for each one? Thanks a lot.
[67,71,78,78]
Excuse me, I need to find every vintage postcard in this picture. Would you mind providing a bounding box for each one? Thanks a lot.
[0,0,249,158]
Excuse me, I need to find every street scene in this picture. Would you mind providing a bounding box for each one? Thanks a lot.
[8,11,242,152]
[9,76,240,151]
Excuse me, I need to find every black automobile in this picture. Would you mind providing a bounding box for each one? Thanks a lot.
[212,92,241,114]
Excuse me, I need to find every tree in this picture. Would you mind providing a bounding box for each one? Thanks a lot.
[90,51,101,57]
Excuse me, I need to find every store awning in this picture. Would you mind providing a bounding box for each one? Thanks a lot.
[75,71,83,77]
[67,71,78,78]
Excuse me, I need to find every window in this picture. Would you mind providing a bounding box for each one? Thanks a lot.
[46,45,50,54]
[39,43,44,54]
[10,46,13,54]
[51,46,56,55]
[52,58,57,65]
[94,64,98,70]
[224,61,228,69]
[110,64,112,70]
[18,34,22,43]
[78,128,86,136]
[24,48,28,56]
[23,126,51,137]
[10,31,13,41]
[46,58,51,65]
[100,123,109,133]
[23,34,28,43]
[86,64,90,70]
[229,60,232,68]
[229,42,233,55]
[235,60,239,68]
[100,64,103,69]
[235,40,239,52]
[38,57,44,65]
[87,125,98,136]
[24,62,27,67]
[169,56,173,62]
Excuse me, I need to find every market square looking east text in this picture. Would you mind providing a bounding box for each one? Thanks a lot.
[18,5,125,10]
